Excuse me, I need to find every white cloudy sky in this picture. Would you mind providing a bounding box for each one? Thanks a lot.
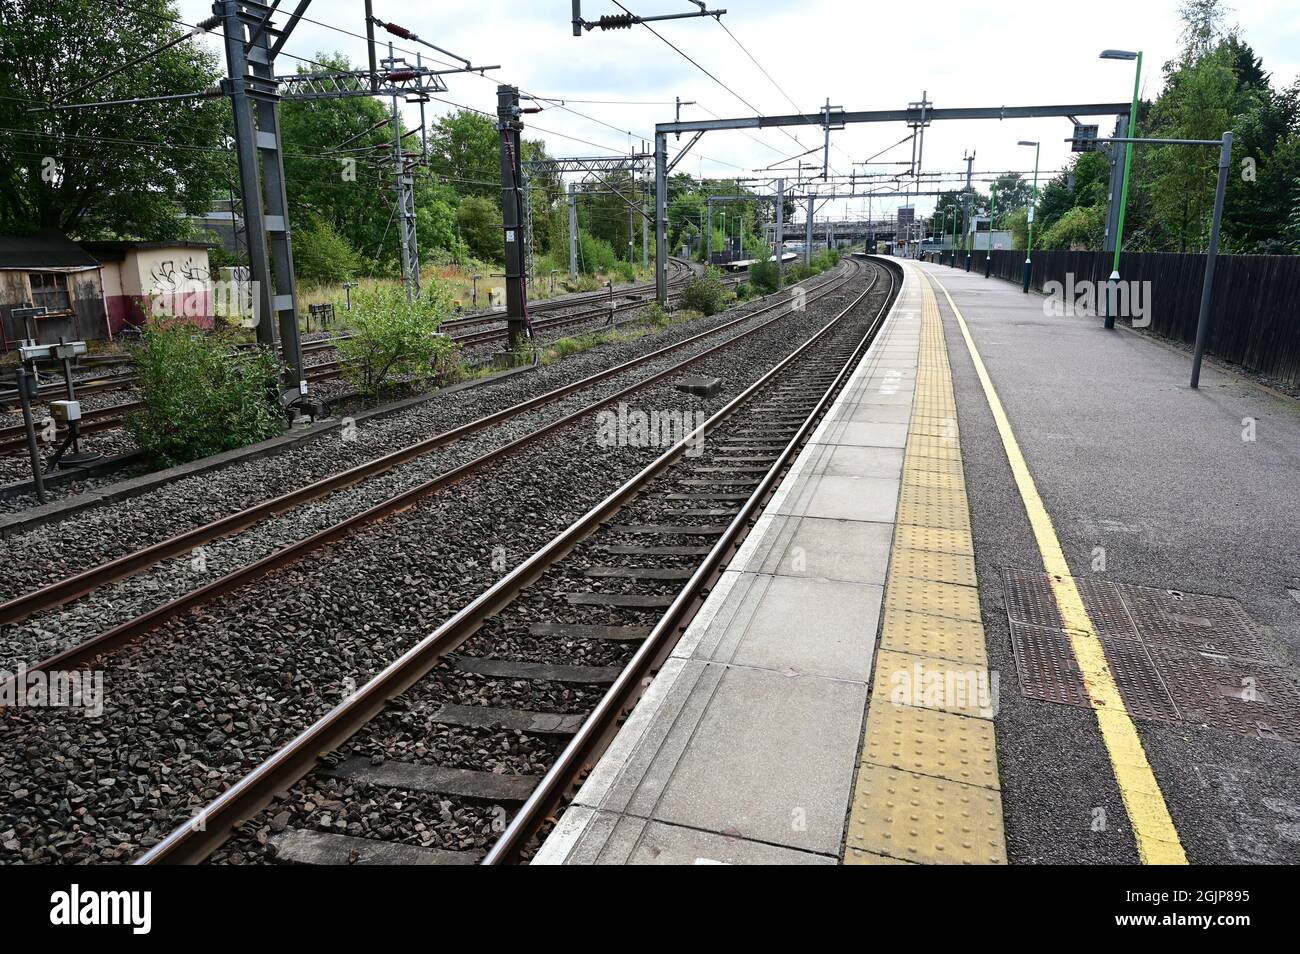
[175,0,1300,220]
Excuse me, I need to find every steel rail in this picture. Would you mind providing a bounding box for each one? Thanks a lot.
[3,263,861,686]
[0,262,850,630]
[134,257,883,865]
[483,260,899,863]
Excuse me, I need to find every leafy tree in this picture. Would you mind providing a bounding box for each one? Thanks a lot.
[427,109,499,191]
[0,0,227,237]
[1004,207,1029,250]
[293,217,362,286]
[1038,205,1105,250]
[279,55,398,273]
[456,196,503,261]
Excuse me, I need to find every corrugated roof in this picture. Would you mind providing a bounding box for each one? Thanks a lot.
[0,229,100,269]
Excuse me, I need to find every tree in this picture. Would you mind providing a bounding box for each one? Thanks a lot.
[292,217,362,286]
[456,196,503,261]
[427,110,499,190]
[1004,207,1029,250]
[279,54,399,274]
[0,0,228,238]
[1038,205,1105,250]
[1142,45,1240,251]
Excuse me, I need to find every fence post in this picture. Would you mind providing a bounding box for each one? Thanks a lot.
[1190,132,1232,390]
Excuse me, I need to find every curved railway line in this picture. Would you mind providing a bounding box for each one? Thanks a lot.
[0,256,896,866]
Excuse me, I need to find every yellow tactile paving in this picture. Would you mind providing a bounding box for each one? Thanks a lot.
[893,521,972,555]
[879,609,989,666]
[844,265,1007,865]
[844,848,916,865]
[863,702,1000,788]
[889,547,977,587]
[845,765,1007,865]
[870,648,997,720]
[903,468,965,491]
[899,484,970,512]
[884,577,981,623]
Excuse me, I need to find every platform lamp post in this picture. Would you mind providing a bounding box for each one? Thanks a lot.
[1100,49,1142,329]
[984,185,997,278]
[1018,140,1041,292]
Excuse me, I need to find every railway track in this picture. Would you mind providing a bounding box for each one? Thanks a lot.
[125,257,897,865]
[0,260,855,648]
[0,257,887,865]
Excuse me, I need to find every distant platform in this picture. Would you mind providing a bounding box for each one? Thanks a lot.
[720,252,799,271]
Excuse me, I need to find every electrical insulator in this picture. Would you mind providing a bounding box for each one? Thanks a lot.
[386,70,417,81]
[596,14,636,29]
[381,21,414,40]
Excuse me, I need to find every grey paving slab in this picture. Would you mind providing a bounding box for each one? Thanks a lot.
[651,663,869,854]
[776,472,901,522]
[812,444,906,479]
[535,809,835,865]
[746,513,895,584]
[833,402,914,425]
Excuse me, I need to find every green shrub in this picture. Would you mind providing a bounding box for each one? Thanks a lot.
[643,302,670,327]
[337,282,453,400]
[126,320,283,466]
[613,260,636,283]
[293,217,363,286]
[578,231,617,275]
[748,254,779,295]
[734,281,751,301]
[679,267,728,316]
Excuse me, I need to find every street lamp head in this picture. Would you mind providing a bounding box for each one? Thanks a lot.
[1100,49,1139,60]
[1017,140,1037,147]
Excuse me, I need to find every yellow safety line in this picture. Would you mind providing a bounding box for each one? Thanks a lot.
[924,269,1187,866]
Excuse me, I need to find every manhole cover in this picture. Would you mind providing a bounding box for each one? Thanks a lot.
[1002,567,1064,629]
[1115,584,1276,662]
[1002,569,1297,743]
[1008,621,1178,721]
[1146,648,1300,744]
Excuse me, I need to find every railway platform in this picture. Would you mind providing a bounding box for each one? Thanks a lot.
[536,257,1300,866]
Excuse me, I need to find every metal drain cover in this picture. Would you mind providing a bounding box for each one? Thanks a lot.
[1146,648,1300,744]
[1002,569,1298,743]
[1008,622,1179,722]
